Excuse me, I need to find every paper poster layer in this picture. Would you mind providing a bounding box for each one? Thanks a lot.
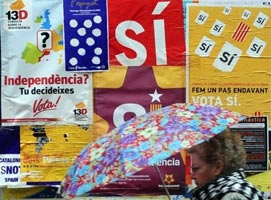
[187,5,271,125]
[1,0,93,125]
[93,66,186,135]
[63,0,109,72]
[108,0,186,66]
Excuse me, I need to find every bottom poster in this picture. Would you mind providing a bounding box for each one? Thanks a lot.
[90,152,187,196]
[231,116,269,172]
[20,125,93,183]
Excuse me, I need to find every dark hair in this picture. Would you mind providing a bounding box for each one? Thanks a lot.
[187,128,246,175]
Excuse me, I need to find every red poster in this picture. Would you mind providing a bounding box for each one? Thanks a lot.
[93,66,186,136]
[108,0,186,66]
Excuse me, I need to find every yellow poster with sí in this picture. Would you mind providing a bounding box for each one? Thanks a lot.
[187,5,271,126]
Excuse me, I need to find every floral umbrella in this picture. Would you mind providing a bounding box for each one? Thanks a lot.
[61,103,246,198]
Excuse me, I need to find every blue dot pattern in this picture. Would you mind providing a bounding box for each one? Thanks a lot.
[63,0,109,72]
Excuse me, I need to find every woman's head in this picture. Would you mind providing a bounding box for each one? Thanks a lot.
[187,128,246,187]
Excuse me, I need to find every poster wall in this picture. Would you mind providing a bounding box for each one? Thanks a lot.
[0,0,270,199]
[92,66,187,195]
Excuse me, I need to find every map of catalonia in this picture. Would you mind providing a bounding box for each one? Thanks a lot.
[21,8,63,64]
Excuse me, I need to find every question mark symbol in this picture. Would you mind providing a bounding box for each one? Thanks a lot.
[83,74,89,84]
[41,32,50,48]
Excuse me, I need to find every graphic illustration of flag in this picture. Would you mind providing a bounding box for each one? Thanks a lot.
[150,103,162,111]
[232,22,250,42]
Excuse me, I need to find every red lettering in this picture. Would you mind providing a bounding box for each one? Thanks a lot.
[33,98,58,116]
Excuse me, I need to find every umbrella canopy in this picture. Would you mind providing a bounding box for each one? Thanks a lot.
[61,103,246,198]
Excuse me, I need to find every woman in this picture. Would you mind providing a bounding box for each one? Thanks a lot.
[187,129,263,200]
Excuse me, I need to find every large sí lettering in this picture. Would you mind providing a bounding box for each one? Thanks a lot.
[213,42,242,72]
[114,2,169,66]
[115,21,147,66]
[110,0,185,66]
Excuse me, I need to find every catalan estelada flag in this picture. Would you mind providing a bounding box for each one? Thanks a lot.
[232,22,250,42]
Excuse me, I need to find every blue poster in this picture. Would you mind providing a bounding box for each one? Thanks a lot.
[0,126,20,186]
[63,0,109,72]
[0,127,20,154]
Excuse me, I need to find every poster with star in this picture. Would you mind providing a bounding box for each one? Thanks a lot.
[92,65,186,195]
[187,5,271,127]
[93,66,186,135]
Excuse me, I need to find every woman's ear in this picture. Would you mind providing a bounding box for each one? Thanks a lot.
[214,160,224,176]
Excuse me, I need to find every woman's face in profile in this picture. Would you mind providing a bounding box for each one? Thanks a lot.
[190,152,220,187]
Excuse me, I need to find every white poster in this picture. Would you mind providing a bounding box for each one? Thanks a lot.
[0,154,21,186]
[1,0,92,125]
